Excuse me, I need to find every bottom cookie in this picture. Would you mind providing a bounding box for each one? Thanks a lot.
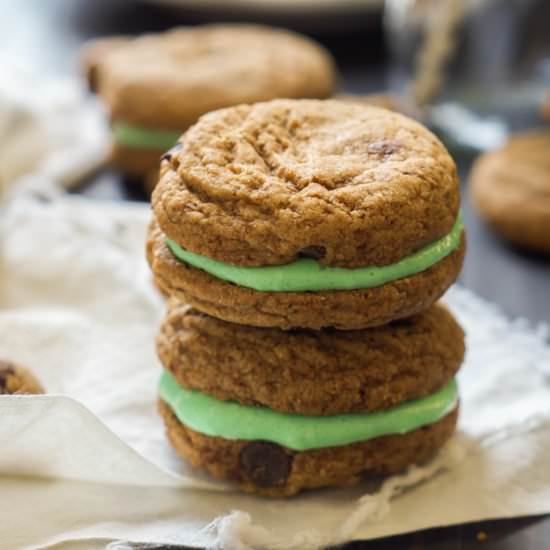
[159,400,458,497]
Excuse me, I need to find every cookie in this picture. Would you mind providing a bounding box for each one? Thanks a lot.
[470,131,550,253]
[158,300,464,415]
[158,387,459,497]
[149,99,464,329]
[91,25,337,178]
[148,221,464,330]
[0,360,44,395]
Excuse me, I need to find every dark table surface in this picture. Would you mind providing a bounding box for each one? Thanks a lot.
[4,1,549,548]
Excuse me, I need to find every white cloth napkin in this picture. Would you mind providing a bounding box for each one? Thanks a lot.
[1,196,550,550]
[0,60,109,201]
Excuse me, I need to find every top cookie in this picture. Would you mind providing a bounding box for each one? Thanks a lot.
[153,99,460,268]
[95,25,337,130]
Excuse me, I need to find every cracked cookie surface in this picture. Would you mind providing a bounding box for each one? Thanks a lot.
[153,99,460,268]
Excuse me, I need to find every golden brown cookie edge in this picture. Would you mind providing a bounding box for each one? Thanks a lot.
[159,400,458,497]
[147,221,466,330]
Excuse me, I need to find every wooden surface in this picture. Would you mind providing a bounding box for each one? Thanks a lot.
[3,1,549,548]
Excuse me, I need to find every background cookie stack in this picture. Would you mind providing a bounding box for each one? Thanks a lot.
[84,24,336,188]
[148,99,466,496]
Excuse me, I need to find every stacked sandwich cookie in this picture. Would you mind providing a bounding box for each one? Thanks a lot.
[85,25,336,182]
[148,99,466,496]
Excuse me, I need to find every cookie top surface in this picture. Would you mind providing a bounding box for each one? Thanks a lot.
[153,99,460,268]
[471,131,550,200]
[0,360,44,395]
[470,131,550,252]
[470,132,550,218]
[96,25,336,129]
[157,300,464,415]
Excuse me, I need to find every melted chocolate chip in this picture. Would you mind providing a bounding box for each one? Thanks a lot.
[298,245,326,260]
[240,441,292,487]
[160,142,183,162]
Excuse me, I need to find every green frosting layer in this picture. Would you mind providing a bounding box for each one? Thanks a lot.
[113,121,181,150]
[159,370,458,451]
[165,213,463,292]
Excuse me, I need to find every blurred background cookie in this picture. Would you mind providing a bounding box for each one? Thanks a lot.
[0,360,44,395]
[470,131,550,254]
[86,24,337,182]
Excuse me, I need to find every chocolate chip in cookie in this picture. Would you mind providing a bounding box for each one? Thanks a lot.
[298,245,326,260]
[240,441,292,487]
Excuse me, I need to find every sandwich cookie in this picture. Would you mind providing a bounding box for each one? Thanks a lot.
[149,99,465,329]
[90,25,337,178]
[157,301,463,496]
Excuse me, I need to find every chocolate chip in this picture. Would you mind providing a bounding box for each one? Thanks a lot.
[160,142,182,162]
[299,245,326,260]
[368,140,401,159]
[240,441,292,487]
